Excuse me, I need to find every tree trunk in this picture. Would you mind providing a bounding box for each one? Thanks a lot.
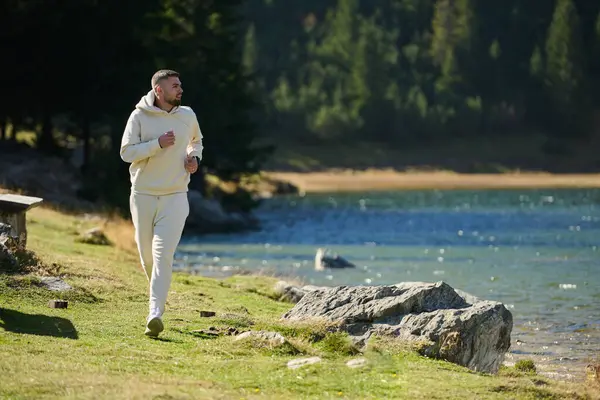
[38,113,56,153]
[0,117,6,141]
[7,115,20,142]
[81,116,91,173]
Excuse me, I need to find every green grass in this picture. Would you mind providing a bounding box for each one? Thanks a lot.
[1,207,598,399]
[515,360,537,374]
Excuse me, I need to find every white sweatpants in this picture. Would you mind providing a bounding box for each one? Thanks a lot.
[129,192,189,319]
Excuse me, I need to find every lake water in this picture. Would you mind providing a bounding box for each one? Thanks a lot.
[176,188,600,380]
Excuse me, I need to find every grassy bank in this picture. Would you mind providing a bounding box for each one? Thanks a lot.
[1,207,599,399]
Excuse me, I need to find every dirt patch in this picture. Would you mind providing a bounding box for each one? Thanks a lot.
[265,170,600,193]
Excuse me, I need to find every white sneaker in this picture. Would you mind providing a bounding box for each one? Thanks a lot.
[144,316,164,337]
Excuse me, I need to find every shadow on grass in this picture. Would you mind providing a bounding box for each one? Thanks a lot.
[147,336,183,343]
[0,308,78,339]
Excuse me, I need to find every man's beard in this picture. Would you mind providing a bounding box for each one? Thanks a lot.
[167,97,181,106]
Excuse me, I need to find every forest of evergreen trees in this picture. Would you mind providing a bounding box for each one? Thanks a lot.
[1,0,599,211]
[242,0,600,148]
[1,0,272,211]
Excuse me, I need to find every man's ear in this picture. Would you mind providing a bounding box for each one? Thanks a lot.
[154,84,162,96]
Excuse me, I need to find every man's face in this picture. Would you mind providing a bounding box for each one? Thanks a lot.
[157,76,183,106]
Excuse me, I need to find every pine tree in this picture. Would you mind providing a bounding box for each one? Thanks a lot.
[242,23,258,76]
[430,0,475,98]
[592,12,600,101]
[544,0,587,137]
[545,0,584,108]
[529,46,544,78]
[350,14,399,141]
[295,0,362,140]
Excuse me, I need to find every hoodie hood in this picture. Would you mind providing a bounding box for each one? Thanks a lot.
[135,90,180,114]
[120,89,204,196]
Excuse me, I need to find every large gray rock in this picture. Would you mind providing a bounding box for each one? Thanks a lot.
[273,281,307,303]
[273,280,330,303]
[281,281,512,374]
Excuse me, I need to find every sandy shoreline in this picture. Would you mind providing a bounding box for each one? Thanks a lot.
[265,170,600,192]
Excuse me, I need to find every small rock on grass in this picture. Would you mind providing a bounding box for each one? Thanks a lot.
[48,299,68,309]
[40,277,72,292]
[199,310,216,317]
[191,326,243,337]
[76,227,111,246]
[287,357,322,369]
[346,358,368,368]
[235,330,287,346]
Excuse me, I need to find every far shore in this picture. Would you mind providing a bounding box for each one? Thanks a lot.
[264,170,600,193]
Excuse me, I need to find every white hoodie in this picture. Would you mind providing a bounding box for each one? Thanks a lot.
[120,90,203,196]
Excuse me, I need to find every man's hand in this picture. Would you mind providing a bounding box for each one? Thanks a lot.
[184,155,198,173]
[158,130,175,148]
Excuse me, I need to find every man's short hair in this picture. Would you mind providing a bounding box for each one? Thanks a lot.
[151,69,180,89]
